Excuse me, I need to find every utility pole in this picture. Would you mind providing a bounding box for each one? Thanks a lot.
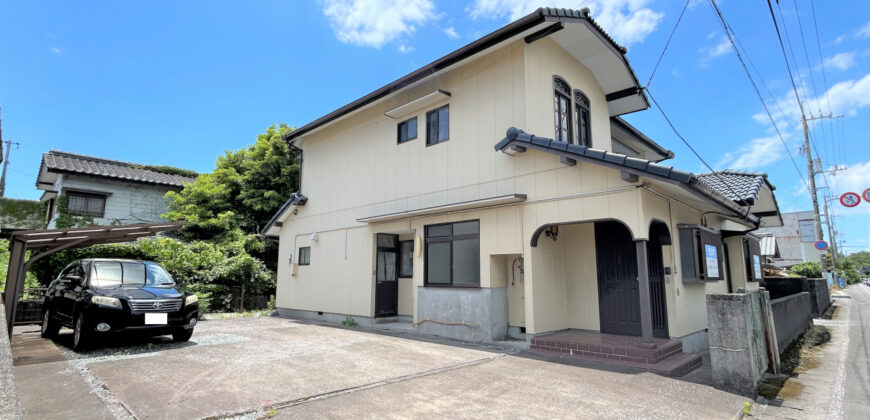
[801,112,842,277]
[822,195,839,280]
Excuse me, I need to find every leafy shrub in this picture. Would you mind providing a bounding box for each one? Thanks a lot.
[790,261,822,278]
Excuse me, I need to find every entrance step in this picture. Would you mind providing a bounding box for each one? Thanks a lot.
[529,330,702,377]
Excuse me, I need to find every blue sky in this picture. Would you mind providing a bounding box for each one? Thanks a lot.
[1,0,868,253]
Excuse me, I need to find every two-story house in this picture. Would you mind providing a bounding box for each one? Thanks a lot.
[36,150,195,228]
[263,8,782,375]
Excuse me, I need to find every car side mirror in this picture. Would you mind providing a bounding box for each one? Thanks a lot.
[64,275,83,285]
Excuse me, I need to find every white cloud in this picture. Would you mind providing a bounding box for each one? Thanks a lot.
[397,44,415,53]
[698,36,732,66]
[50,47,62,55]
[444,26,459,39]
[467,0,663,46]
[829,161,870,214]
[321,0,435,48]
[755,73,870,124]
[858,21,870,39]
[718,135,787,170]
[822,52,856,71]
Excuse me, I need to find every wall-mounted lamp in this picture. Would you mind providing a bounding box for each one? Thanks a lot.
[544,225,559,242]
[310,232,318,242]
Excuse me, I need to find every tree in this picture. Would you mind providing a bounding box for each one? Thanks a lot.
[790,261,822,278]
[164,124,299,241]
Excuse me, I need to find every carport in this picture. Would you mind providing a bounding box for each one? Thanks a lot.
[3,223,183,336]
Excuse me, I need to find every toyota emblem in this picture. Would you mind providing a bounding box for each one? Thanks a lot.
[152,301,163,309]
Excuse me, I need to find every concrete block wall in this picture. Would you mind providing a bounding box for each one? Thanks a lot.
[770,292,812,352]
[806,278,830,317]
[706,290,770,397]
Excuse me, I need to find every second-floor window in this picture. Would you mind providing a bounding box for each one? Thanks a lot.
[298,247,311,266]
[66,192,106,217]
[426,105,449,146]
[574,90,591,146]
[397,117,417,144]
[553,76,572,143]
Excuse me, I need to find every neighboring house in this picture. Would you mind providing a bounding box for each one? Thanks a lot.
[36,150,195,228]
[263,8,782,368]
[756,211,820,268]
[0,198,44,235]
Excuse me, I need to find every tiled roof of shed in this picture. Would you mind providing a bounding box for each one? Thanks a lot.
[40,150,196,188]
[696,170,773,206]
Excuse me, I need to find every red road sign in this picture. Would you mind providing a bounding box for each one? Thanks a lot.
[840,192,861,208]
[863,188,870,204]
[814,240,828,251]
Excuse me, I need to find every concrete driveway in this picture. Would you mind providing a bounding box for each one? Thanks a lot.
[11,316,750,419]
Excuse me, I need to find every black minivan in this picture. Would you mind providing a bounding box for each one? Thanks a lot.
[41,258,199,351]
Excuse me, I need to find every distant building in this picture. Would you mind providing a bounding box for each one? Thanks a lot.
[755,211,820,268]
[36,150,196,228]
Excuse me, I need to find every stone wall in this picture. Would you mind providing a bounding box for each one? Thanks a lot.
[706,290,771,397]
[0,303,23,419]
[770,292,812,352]
[416,287,507,342]
[806,278,830,317]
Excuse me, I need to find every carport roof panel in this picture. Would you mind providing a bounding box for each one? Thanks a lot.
[10,223,184,249]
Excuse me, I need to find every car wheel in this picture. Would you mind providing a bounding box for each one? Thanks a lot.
[40,308,60,339]
[172,328,194,342]
[72,315,90,352]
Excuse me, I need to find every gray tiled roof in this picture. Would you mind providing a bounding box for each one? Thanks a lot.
[696,170,772,206]
[40,150,196,187]
[494,128,759,224]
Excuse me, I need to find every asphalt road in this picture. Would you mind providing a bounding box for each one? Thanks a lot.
[843,284,870,419]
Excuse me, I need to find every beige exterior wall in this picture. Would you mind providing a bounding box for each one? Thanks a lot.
[724,236,760,292]
[274,35,758,341]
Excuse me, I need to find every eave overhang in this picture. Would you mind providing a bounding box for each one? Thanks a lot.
[357,194,527,224]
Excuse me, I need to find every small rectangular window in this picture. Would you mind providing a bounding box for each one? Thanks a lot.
[397,117,417,144]
[298,247,311,266]
[67,192,106,217]
[426,105,449,146]
[399,240,414,278]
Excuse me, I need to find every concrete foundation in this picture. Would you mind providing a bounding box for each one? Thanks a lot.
[706,290,770,397]
[675,329,709,354]
[274,307,377,327]
[770,292,812,352]
[416,286,507,342]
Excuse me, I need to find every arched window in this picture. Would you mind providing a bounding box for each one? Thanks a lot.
[574,90,591,146]
[553,76,572,143]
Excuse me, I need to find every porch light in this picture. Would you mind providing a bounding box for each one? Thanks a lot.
[544,225,559,241]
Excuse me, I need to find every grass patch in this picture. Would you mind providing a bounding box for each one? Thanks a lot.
[757,324,831,399]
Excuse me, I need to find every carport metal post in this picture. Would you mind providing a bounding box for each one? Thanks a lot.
[634,240,655,345]
[3,238,27,336]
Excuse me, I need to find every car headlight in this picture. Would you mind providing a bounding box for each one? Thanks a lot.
[92,296,122,309]
[185,294,199,306]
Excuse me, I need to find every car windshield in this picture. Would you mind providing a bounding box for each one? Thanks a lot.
[90,261,174,287]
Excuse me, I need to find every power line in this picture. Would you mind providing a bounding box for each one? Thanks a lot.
[707,0,809,190]
[645,0,691,88]
[645,89,748,215]
[790,0,821,112]
[809,0,833,115]
[766,0,806,116]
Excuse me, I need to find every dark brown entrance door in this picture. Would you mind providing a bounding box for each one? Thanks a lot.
[375,234,399,318]
[595,221,642,336]
[647,232,669,338]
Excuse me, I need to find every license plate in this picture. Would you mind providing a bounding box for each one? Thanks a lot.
[145,313,168,325]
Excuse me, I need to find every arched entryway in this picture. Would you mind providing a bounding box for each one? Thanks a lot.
[647,220,671,338]
[594,220,642,336]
